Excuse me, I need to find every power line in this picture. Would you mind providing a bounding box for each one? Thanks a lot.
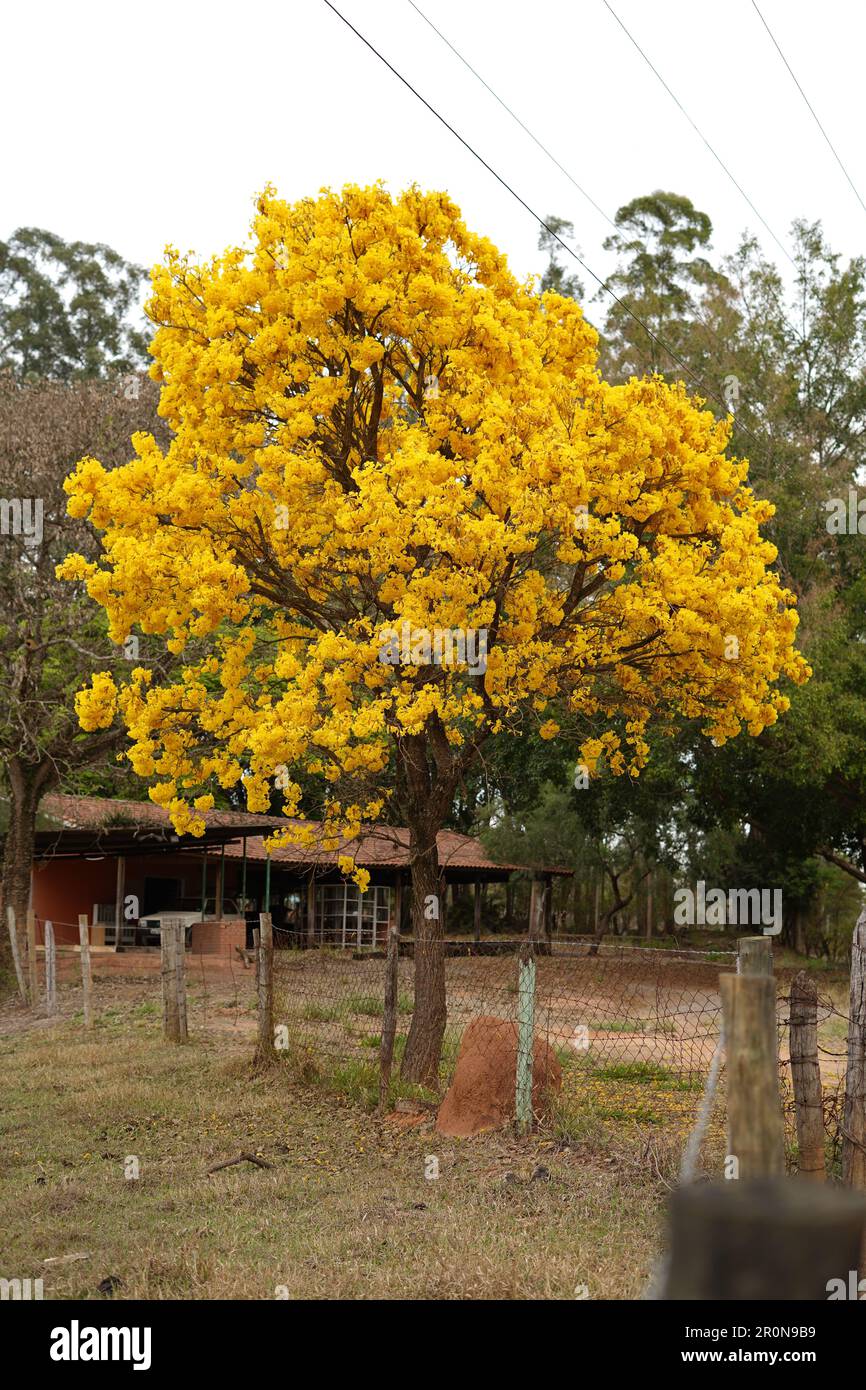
[751,0,866,221]
[321,0,763,446]
[405,0,615,233]
[404,0,805,389]
[602,0,796,270]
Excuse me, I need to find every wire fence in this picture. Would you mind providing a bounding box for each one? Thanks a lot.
[17,917,859,1171]
[271,933,735,1132]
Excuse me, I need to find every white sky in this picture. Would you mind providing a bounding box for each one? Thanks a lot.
[3,0,866,306]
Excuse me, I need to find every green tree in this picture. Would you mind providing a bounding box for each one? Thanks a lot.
[0,228,149,380]
[600,190,732,382]
[537,215,584,301]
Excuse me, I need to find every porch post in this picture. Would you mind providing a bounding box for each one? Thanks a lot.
[473,880,482,943]
[306,875,317,948]
[241,836,248,910]
[113,855,125,951]
[200,854,208,920]
[216,843,225,920]
[264,851,272,915]
[393,877,402,932]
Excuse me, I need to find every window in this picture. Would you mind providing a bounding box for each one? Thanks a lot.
[316,884,391,948]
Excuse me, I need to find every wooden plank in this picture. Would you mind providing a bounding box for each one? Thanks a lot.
[790,969,825,1180]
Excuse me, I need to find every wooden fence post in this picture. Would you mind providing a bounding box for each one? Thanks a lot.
[77,914,93,1029]
[379,926,400,1113]
[160,920,177,1041]
[44,921,56,1015]
[739,934,774,976]
[26,909,38,1009]
[663,1180,866,1299]
[515,946,536,1136]
[842,909,866,1192]
[256,912,273,1063]
[790,969,825,1180]
[720,970,785,1179]
[6,905,27,1004]
[174,922,188,1042]
[160,919,185,1041]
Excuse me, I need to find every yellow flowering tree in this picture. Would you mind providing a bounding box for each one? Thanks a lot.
[61,185,809,1084]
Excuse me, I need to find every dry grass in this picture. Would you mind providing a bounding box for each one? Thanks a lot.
[0,976,670,1301]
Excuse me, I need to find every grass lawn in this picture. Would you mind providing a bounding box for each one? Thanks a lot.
[0,982,669,1301]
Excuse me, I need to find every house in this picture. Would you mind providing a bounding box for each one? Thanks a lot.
[25,795,569,957]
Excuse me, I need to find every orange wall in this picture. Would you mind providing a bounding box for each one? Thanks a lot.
[31,852,225,945]
[32,858,117,944]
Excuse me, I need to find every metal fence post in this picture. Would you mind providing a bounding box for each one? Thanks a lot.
[256,911,274,1063]
[516,946,536,1136]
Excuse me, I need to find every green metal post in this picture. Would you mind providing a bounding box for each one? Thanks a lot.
[264,851,272,915]
[516,950,536,1137]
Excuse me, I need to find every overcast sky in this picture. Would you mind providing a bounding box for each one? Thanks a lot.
[4,0,866,303]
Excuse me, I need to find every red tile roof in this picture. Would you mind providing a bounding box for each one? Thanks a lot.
[41,794,571,876]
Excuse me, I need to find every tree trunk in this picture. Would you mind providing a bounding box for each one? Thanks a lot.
[1,760,52,991]
[793,907,807,957]
[400,832,447,1088]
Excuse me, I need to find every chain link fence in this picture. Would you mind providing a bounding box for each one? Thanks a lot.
[271,933,737,1132]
